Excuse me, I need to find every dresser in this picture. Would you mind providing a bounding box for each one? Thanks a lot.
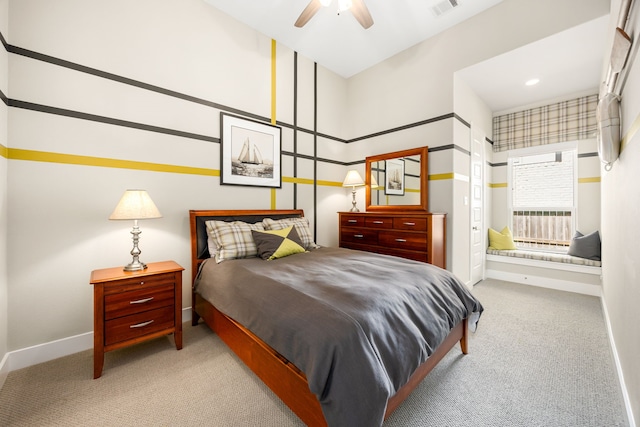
[90,260,184,378]
[339,212,446,268]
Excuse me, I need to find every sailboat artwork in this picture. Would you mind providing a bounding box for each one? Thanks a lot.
[387,168,402,190]
[221,113,281,188]
[230,128,274,179]
[237,137,263,165]
[385,158,405,195]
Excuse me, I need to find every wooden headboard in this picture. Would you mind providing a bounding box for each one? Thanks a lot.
[188,209,305,284]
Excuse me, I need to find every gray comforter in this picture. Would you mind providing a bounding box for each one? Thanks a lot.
[194,247,483,427]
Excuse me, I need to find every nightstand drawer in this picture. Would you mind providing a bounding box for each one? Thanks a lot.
[379,231,427,251]
[341,228,378,245]
[105,305,175,346]
[105,284,174,320]
[103,273,176,295]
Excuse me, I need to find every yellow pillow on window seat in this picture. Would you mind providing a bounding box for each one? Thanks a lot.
[488,226,517,250]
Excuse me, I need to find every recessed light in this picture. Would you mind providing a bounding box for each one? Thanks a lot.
[525,78,540,86]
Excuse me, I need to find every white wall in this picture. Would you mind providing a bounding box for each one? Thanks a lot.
[601,1,640,424]
[4,0,349,351]
[0,0,9,384]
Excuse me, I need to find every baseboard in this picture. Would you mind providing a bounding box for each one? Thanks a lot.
[485,269,602,297]
[1,308,192,379]
[601,297,637,427]
[0,352,9,390]
[8,331,94,372]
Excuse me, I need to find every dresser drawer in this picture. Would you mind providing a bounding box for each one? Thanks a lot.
[105,305,175,346]
[365,216,393,229]
[103,272,176,295]
[341,215,365,227]
[341,228,378,245]
[105,284,174,320]
[393,217,427,231]
[379,231,427,251]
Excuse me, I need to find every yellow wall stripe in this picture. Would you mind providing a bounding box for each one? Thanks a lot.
[7,148,477,188]
[8,148,219,176]
[578,177,601,183]
[270,39,277,209]
[429,173,454,181]
[271,39,277,126]
[620,112,640,153]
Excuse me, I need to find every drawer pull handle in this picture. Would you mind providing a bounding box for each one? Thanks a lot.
[130,297,154,305]
[403,222,416,226]
[348,219,358,223]
[372,221,384,224]
[140,281,145,285]
[130,320,154,329]
[395,238,407,243]
[354,234,364,238]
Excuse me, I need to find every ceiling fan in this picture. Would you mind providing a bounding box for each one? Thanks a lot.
[295,0,374,29]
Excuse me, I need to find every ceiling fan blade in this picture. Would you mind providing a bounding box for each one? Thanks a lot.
[351,0,373,29]
[295,0,322,28]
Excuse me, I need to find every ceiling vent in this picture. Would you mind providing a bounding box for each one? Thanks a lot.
[431,0,460,17]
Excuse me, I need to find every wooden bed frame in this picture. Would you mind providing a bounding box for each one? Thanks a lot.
[189,209,469,426]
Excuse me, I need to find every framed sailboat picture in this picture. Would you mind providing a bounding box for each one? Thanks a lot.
[220,113,282,188]
[384,158,405,196]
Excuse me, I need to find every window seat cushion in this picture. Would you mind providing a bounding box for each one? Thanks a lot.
[486,248,602,267]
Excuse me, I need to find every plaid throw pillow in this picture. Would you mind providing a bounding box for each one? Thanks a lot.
[205,220,265,263]
[262,217,319,250]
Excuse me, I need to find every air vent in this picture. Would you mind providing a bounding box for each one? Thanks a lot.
[431,0,460,17]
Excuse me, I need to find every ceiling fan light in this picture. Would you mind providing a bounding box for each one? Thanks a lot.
[338,0,352,11]
[319,0,332,6]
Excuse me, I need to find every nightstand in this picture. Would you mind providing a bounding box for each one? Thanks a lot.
[90,260,184,379]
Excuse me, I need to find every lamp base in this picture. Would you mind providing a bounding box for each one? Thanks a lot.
[123,220,148,271]
[349,188,360,212]
[123,260,147,272]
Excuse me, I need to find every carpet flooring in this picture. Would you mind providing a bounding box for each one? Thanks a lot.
[0,279,629,426]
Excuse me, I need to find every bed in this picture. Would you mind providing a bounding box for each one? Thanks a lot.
[189,209,483,427]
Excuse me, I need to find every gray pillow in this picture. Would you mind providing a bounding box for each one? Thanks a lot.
[567,231,601,261]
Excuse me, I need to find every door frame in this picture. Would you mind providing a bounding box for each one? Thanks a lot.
[469,125,486,285]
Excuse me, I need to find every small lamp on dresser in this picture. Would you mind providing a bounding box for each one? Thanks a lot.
[109,189,162,271]
[342,170,365,212]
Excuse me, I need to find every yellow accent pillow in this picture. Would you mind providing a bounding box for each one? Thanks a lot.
[251,226,306,260]
[488,226,517,250]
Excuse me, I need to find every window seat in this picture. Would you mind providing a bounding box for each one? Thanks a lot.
[485,248,601,296]
[487,248,600,267]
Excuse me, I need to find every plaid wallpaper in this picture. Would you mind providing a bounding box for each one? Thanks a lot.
[492,94,598,152]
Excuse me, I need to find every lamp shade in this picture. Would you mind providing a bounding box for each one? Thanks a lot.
[370,173,379,189]
[109,190,162,220]
[342,170,365,187]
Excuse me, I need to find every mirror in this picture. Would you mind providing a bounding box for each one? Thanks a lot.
[365,146,428,212]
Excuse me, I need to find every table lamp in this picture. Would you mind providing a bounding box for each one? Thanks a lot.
[342,170,365,212]
[109,190,162,271]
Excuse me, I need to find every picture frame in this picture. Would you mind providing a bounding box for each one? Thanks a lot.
[220,113,282,188]
[384,158,405,195]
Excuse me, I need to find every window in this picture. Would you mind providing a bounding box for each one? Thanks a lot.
[507,142,577,251]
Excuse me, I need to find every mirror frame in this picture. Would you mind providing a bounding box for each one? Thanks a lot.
[365,146,428,212]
